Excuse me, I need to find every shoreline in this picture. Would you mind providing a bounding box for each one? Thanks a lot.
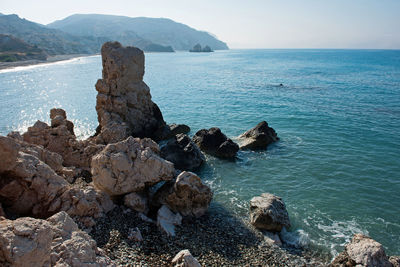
[0,54,96,70]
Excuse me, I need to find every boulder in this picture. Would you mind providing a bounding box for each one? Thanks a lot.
[161,134,205,171]
[0,135,20,171]
[94,41,167,143]
[157,205,182,237]
[21,109,104,169]
[172,249,201,267]
[124,191,148,213]
[192,127,239,158]
[170,124,190,136]
[390,256,400,267]
[0,136,113,226]
[0,211,113,267]
[331,234,392,267]
[154,171,212,217]
[249,193,290,232]
[238,121,279,150]
[91,136,175,196]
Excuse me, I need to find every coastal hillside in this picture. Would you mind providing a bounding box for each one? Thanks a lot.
[0,14,105,55]
[0,34,47,62]
[48,14,229,51]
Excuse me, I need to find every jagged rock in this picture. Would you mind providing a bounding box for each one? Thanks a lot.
[239,121,279,150]
[0,136,113,226]
[94,41,167,143]
[0,135,20,171]
[124,191,148,213]
[172,249,201,267]
[128,227,143,242]
[157,205,182,236]
[170,124,190,136]
[91,136,175,196]
[0,211,113,267]
[0,203,5,217]
[331,234,392,267]
[55,186,114,228]
[161,134,205,171]
[192,127,239,158]
[249,193,290,232]
[390,256,400,267]
[155,171,212,217]
[21,109,104,169]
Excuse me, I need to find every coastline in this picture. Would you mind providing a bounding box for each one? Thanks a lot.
[0,54,95,70]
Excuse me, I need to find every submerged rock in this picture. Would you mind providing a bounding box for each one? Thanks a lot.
[154,171,213,217]
[91,136,175,196]
[161,134,205,171]
[331,234,392,267]
[157,205,182,236]
[94,41,168,143]
[192,127,239,158]
[238,121,279,150]
[172,249,201,267]
[0,211,113,267]
[249,193,290,232]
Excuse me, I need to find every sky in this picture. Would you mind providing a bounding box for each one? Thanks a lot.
[1,0,400,49]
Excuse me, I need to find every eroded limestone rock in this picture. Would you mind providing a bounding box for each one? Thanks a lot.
[91,136,175,196]
[172,249,201,267]
[0,211,114,267]
[155,171,212,217]
[94,41,167,143]
[331,234,392,267]
[124,191,148,213]
[249,193,290,232]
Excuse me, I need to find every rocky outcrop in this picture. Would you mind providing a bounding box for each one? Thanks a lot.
[390,256,400,267]
[249,193,290,232]
[94,41,167,143]
[0,136,113,226]
[157,205,182,237]
[331,234,392,267]
[161,134,205,171]
[0,211,113,267]
[91,136,175,196]
[21,109,104,170]
[154,171,212,217]
[238,121,279,150]
[192,127,239,159]
[172,249,201,267]
[124,191,148,213]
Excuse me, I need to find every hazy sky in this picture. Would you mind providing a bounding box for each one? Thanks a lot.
[1,0,400,49]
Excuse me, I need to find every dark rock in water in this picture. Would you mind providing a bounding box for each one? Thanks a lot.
[189,43,202,52]
[157,123,191,141]
[161,134,204,171]
[239,121,279,150]
[249,193,290,232]
[192,128,239,159]
[331,234,392,267]
[169,124,190,136]
[202,45,213,52]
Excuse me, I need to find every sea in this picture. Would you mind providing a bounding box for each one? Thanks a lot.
[1,49,399,259]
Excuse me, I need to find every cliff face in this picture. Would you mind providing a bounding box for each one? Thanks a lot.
[94,42,167,144]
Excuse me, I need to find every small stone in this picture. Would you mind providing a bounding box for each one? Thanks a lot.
[128,227,143,242]
[172,249,201,267]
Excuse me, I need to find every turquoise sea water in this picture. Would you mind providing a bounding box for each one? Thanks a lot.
[1,49,399,258]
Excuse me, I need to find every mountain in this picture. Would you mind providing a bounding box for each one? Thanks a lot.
[0,14,105,55]
[48,14,229,51]
[0,34,47,62]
